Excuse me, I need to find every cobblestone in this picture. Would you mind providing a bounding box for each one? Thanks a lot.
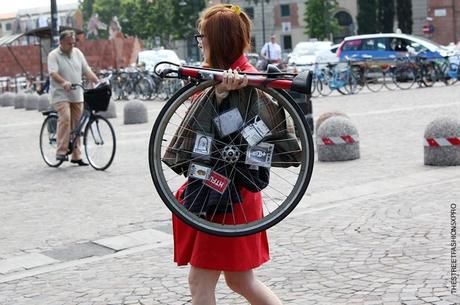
[1,86,460,304]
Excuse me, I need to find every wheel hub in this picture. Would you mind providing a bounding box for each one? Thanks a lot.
[221,145,240,163]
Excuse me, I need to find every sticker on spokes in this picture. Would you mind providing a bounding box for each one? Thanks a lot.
[188,163,212,180]
[192,132,213,159]
[241,115,272,146]
[204,171,230,194]
[213,108,244,137]
[245,142,274,168]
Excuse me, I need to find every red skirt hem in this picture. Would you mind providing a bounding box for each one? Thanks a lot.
[173,183,270,272]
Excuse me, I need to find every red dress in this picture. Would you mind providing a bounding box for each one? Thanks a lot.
[172,55,270,271]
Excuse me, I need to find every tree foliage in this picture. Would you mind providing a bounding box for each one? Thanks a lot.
[357,0,377,34]
[377,0,395,33]
[304,0,340,41]
[79,0,205,47]
[396,0,412,34]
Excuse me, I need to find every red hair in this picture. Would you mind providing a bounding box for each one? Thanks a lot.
[198,4,252,69]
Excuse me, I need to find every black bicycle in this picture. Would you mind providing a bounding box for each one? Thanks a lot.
[149,62,314,237]
[39,83,116,171]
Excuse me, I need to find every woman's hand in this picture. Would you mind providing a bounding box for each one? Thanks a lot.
[215,68,248,97]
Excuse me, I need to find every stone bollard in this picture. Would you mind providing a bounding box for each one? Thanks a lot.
[124,100,148,124]
[38,94,51,112]
[2,92,15,107]
[316,116,360,162]
[14,93,27,109]
[25,93,39,110]
[98,99,117,119]
[424,117,460,166]
[316,111,349,131]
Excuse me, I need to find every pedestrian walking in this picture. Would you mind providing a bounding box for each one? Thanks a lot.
[260,34,282,69]
[171,4,283,305]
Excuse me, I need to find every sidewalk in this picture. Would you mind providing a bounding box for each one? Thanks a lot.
[0,84,459,304]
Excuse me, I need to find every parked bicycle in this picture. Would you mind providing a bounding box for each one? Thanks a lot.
[39,83,116,171]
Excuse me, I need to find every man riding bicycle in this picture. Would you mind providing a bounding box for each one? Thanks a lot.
[48,30,99,166]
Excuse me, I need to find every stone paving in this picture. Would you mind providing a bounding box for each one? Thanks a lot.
[0,84,459,304]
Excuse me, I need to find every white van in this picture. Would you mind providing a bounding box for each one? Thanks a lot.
[137,49,182,72]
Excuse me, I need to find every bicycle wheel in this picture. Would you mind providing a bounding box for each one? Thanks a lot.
[148,81,314,237]
[39,115,63,167]
[343,72,359,94]
[135,78,153,100]
[365,66,384,92]
[319,73,333,96]
[393,65,416,90]
[383,66,398,90]
[84,115,116,170]
[446,63,460,85]
[421,63,438,87]
[311,77,320,97]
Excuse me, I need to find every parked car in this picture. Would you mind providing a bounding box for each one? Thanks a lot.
[245,52,260,67]
[336,33,454,62]
[287,41,338,73]
[137,49,182,72]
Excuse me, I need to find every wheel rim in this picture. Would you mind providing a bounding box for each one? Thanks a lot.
[394,66,416,90]
[40,116,62,167]
[149,81,314,236]
[84,117,116,170]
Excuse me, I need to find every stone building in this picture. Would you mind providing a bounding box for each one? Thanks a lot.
[207,0,430,53]
[427,0,460,45]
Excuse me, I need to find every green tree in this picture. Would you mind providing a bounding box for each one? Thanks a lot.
[357,0,377,34]
[377,0,395,33]
[92,0,123,39]
[79,0,205,47]
[80,0,95,23]
[304,0,339,40]
[396,0,412,34]
[172,0,206,40]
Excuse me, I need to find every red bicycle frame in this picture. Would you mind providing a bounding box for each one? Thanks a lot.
[155,62,312,95]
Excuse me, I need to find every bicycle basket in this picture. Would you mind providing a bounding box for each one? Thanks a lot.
[84,83,112,112]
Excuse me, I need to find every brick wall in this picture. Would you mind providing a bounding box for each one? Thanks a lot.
[428,0,460,45]
[0,37,142,78]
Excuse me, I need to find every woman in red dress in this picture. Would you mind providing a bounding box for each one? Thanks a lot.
[172,4,283,305]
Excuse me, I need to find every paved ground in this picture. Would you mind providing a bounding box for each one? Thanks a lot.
[0,84,459,305]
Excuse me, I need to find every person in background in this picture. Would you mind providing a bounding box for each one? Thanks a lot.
[47,30,99,166]
[260,35,282,67]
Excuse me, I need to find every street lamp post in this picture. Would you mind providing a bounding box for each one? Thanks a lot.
[261,0,266,46]
[50,0,59,48]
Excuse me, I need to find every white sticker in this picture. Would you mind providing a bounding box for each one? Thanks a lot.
[192,133,213,159]
[213,108,244,137]
[245,142,274,168]
[188,163,212,180]
[241,116,271,146]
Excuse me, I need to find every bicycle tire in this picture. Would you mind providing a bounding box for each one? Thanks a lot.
[383,68,398,91]
[148,81,314,237]
[311,77,320,97]
[421,63,437,87]
[136,78,153,100]
[365,66,384,92]
[319,74,332,96]
[84,115,116,171]
[39,115,64,168]
[447,63,460,85]
[393,65,416,90]
[344,72,359,94]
